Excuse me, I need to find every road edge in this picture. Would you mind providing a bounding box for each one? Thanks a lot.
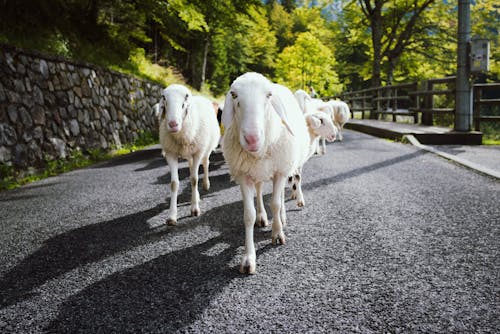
[403,134,500,180]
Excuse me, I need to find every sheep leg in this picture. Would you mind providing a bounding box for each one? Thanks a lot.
[255,181,268,227]
[240,182,257,274]
[320,137,326,154]
[165,153,179,226]
[280,185,287,227]
[189,154,202,217]
[202,154,210,191]
[271,174,286,246]
[289,175,297,200]
[335,122,343,141]
[294,169,305,208]
[314,138,320,155]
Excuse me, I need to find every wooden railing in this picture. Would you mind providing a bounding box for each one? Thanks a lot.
[330,77,500,131]
[409,77,455,125]
[473,83,500,131]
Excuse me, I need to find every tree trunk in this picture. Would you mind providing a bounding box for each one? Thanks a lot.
[371,6,383,88]
[200,36,210,88]
[387,57,395,85]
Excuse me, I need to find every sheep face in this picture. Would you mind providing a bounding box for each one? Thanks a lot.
[306,112,337,142]
[159,84,192,133]
[222,72,294,155]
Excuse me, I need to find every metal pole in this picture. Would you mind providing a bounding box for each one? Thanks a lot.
[455,0,472,132]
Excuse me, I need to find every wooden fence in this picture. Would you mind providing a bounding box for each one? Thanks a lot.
[329,77,500,131]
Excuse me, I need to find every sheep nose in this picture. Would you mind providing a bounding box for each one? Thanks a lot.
[168,120,178,128]
[244,134,259,146]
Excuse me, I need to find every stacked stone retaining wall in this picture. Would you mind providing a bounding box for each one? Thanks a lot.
[0,44,163,169]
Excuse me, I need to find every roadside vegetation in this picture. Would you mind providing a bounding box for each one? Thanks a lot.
[0,131,157,191]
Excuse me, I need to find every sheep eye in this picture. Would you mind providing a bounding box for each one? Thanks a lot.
[231,91,238,99]
[185,94,189,101]
[320,118,324,125]
[266,92,272,98]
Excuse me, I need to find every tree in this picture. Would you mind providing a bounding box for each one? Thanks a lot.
[355,0,436,86]
[208,5,277,95]
[275,32,342,96]
[472,0,500,81]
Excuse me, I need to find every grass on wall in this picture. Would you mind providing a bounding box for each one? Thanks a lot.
[0,131,158,192]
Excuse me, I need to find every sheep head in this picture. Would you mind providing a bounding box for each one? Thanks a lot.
[294,89,312,113]
[305,112,337,142]
[159,84,192,133]
[222,72,294,154]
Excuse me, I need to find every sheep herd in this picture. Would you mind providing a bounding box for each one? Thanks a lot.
[156,72,350,274]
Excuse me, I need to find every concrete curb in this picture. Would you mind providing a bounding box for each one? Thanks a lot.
[403,135,500,180]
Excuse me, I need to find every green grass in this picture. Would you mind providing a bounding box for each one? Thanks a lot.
[0,130,158,192]
[481,122,500,145]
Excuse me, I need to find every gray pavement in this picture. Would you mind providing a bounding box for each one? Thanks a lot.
[0,129,499,333]
[346,119,500,179]
[425,144,500,175]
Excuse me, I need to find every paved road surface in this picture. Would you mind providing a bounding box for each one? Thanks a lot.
[1,130,499,333]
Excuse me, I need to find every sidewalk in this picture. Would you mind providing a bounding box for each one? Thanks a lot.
[345,119,500,180]
[346,119,482,145]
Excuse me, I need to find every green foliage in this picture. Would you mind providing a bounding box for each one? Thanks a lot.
[0,0,498,99]
[117,48,184,87]
[472,0,500,80]
[275,32,342,96]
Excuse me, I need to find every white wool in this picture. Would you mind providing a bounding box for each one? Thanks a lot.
[158,84,220,225]
[221,72,310,274]
[159,90,219,160]
[222,75,309,185]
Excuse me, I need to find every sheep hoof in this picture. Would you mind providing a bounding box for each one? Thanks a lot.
[166,218,177,226]
[191,208,200,217]
[272,234,286,246]
[256,216,268,228]
[239,257,256,274]
[290,193,297,200]
[297,201,304,208]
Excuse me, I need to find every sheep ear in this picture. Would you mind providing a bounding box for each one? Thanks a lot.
[153,103,160,119]
[158,99,166,120]
[270,94,294,136]
[306,114,321,129]
[221,92,234,131]
[319,104,333,116]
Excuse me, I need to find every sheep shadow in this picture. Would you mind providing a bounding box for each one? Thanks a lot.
[154,151,226,186]
[93,147,162,169]
[135,150,226,174]
[0,203,168,308]
[44,200,274,333]
[303,150,427,191]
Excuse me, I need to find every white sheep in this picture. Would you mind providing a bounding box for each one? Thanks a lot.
[326,99,351,141]
[288,111,337,207]
[294,89,334,155]
[221,72,310,274]
[158,84,220,225]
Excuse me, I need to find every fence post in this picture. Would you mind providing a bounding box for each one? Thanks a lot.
[410,83,418,124]
[473,85,481,131]
[361,92,365,119]
[421,80,434,125]
[392,87,398,122]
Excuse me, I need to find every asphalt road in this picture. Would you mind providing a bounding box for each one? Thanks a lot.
[1,129,499,333]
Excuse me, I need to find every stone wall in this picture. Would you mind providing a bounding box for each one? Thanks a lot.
[0,44,162,169]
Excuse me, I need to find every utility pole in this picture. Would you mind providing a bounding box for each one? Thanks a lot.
[455,0,472,132]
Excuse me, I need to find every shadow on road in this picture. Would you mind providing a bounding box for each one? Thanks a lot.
[42,199,272,333]
[93,148,163,169]
[0,203,168,308]
[303,150,427,190]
